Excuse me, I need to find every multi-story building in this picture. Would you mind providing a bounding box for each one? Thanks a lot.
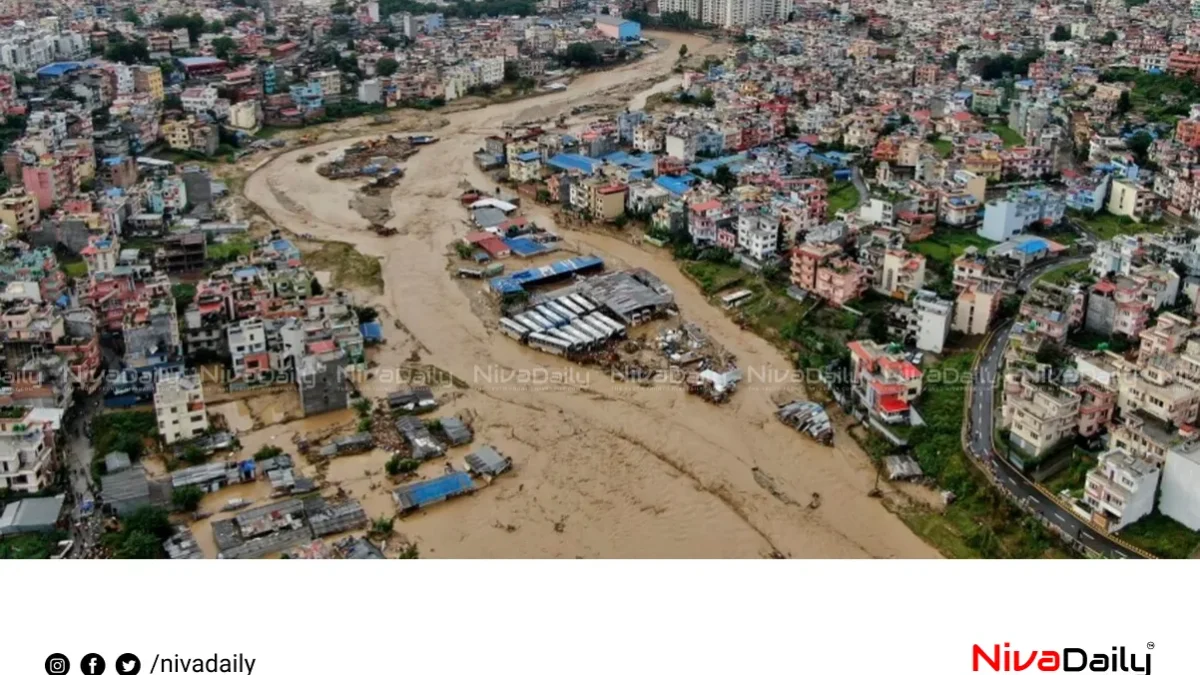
[1160,441,1200,530]
[0,188,40,232]
[154,374,208,444]
[133,65,164,101]
[878,249,926,300]
[1084,449,1159,533]
[0,406,57,493]
[1107,179,1158,223]
[228,317,270,379]
[978,187,1065,242]
[954,278,1003,335]
[180,86,219,116]
[847,340,924,426]
[735,214,779,262]
[1002,369,1081,459]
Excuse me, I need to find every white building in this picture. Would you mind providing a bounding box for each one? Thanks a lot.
[0,408,57,493]
[180,86,219,116]
[1084,449,1160,533]
[913,291,953,354]
[1160,442,1200,530]
[978,188,1066,242]
[1089,234,1142,278]
[228,100,261,132]
[154,374,208,444]
[227,318,268,377]
[736,214,780,262]
[358,78,382,104]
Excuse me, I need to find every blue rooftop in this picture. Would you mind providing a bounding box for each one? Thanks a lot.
[36,62,82,78]
[655,175,695,196]
[601,151,655,171]
[516,151,541,162]
[546,153,602,175]
[177,56,225,67]
[502,236,549,257]
[488,255,604,294]
[1017,239,1048,255]
[394,472,475,510]
[691,153,748,177]
[360,321,384,342]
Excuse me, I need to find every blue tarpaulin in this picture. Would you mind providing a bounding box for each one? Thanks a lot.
[394,472,475,511]
[360,321,384,342]
[488,255,603,294]
[503,236,549,257]
[546,153,602,175]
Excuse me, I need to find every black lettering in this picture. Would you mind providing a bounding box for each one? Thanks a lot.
[1064,648,1089,672]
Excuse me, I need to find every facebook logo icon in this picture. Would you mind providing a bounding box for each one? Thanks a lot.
[81,654,106,675]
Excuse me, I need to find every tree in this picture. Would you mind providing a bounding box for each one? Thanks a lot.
[254,445,284,461]
[310,277,324,296]
[212,36,237,61]
[116,530,163,559]
[1126,130,1153,164]
[105,38,150,65]
[208,19,224,33]
[713,165,737,190]
[1097,30,1118,46]
[678,43,689,59]
[172,486,204,512]
[564,42,600,68]
[379,35,400,49]
[123,506,172,541]
[161,13,207,43]
[868,311,889,343]
[171,283,196,313]
[697,88,715,107]
[122,7,142,25]
[1051,25,1071,41]
[1115,90,1132,116]
[377,56,399,77]
[227,10,255,26]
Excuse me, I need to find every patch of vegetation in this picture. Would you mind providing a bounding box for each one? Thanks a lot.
[826,180,860,215]
[1072,210,1163,240]
[1042,450,1096,498]
[902,352,1066,558]
[1100,68,1196,123]
[1068,330,1130,353]
[172,485,204,512]
[63,261,88,279]
[253,445,284,461]
[987,124,1025,148]
[303,241,384,293]
[932,139,954,157]
[1117,512,1200,558]
[92,411,159,477]
[207,235,253,265]
[908,229,993,268]
[386,455,421,475]
[682,260,744,295]
[102,506,172,559]
[0,532,60,559]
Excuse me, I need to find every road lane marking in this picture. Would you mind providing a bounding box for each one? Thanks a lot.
[1080,531,1095,540]
[1027,494,1040,503]
[1054,513,1066,522]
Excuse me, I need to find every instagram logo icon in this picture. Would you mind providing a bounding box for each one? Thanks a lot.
[45,653,70,675]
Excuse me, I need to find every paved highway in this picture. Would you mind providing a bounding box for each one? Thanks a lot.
[964,255,1145,558]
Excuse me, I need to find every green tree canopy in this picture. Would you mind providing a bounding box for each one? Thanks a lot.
[376,56,399,77]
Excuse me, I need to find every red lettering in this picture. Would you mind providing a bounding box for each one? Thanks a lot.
[974,644,1002,672]
[1014,651,1037,671]
[1038,652,1061,671]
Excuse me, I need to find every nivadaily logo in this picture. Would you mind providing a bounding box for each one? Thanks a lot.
[973,643,1151,674]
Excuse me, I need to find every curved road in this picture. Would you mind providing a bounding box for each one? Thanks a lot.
[965,254,1145,558]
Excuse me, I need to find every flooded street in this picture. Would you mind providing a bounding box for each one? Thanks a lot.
[240,32,938,558]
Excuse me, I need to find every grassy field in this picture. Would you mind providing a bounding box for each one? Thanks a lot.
[1038,261,1089,285]
[0,532,57,559]
[1117,512,1200,558]
[303,241,384,292]
[1042,450,1096,499]
[932,139,954,157]
[63,261,88,279]
[827,180,860,215]
[908,229,993,267]
[683,260,746,295]
[988,124,1025,148]
[1073,211,1164,240]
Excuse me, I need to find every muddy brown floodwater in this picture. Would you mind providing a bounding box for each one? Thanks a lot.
[242,31,940,558]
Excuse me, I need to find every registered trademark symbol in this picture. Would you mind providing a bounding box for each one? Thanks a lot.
[1147,642,1155,650]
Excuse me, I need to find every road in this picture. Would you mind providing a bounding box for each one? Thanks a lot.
[850,166,869,205]
[965,254,1144,558]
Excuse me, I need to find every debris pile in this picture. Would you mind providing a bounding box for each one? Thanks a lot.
[776,400,834,445]
[317,135,422,179]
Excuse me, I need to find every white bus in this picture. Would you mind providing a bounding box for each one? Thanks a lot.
[527,333,573,356]
[721,289,754,309]
[499,318,530,340]
[593,313,626,336]
[581,316,615,339]
[534,306,568,327]
[569,294,596,312]
[521,312,555,331]
[573,319,607,342]
[557,296,586,315]
[560,326,595,348]
[547,300,578,320]
[515,315,543,334]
